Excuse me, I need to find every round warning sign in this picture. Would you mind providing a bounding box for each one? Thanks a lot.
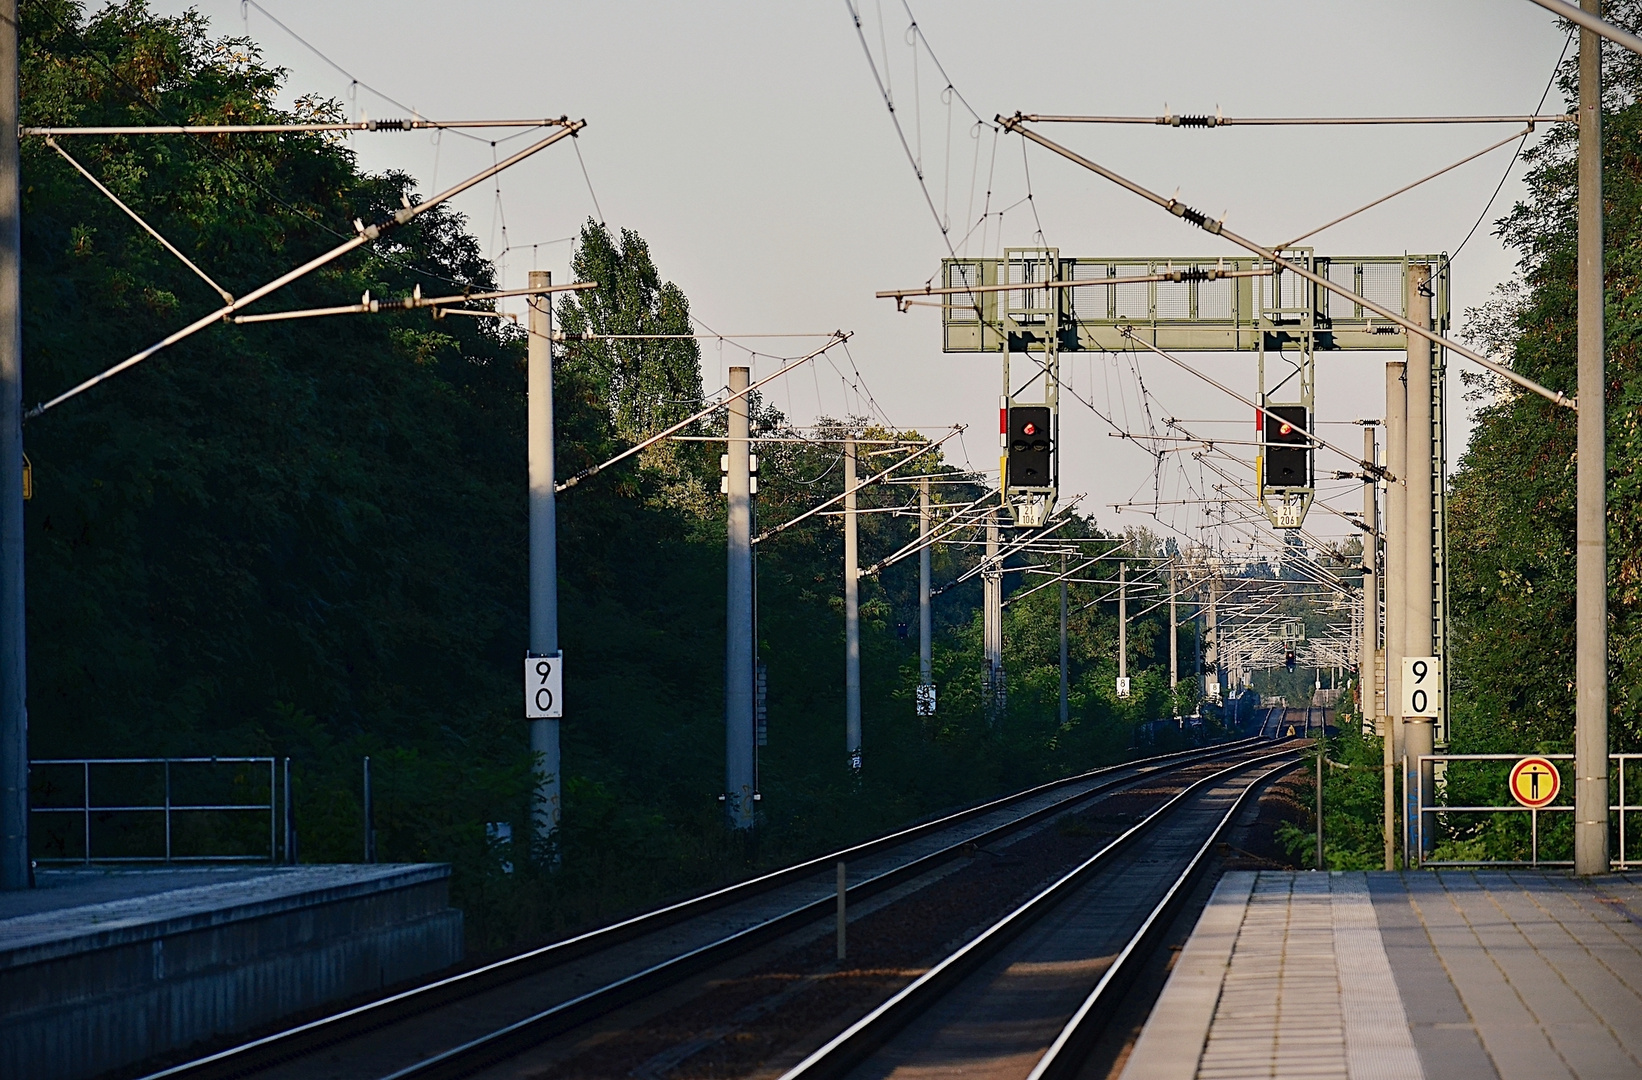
[1508,757,1562,809]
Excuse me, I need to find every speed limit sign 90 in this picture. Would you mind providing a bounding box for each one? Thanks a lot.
[525,652,563,718]
[1401,656,1441,718]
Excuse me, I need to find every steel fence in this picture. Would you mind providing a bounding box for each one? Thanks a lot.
[1410,752,1638,869]
[30,757,278,864]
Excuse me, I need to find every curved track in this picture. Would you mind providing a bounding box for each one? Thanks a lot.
[1260,704,1325,739]
[777,747,1302,1080]
[137,737,1267,1080]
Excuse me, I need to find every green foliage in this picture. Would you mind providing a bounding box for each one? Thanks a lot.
[20,2,1209,950]
[1448,2,1642,761]
[1278,682,1390,870]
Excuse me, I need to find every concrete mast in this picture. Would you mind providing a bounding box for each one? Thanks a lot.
[1384,359,1407,865]
[1404,265,1435,857]
[919,475,932,689]
[844,435,861,771]
[527,271,561,852]
[0,0,25,891]
[724,367,755,828]
[1575,0,1609,875]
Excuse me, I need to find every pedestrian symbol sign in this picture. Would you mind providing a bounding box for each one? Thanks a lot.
[1508,756,1561,809]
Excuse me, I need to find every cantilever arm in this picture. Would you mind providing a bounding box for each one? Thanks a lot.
[996,114,1575,412]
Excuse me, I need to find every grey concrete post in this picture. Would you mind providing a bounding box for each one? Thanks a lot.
[725,367,755,828]
[1205,578,1218,698]
[1363,425,1392,869]
[844,435,861,771]
[1576,0,1610,875]
[983,511,1003,716]
[1385,360,1407,862]
[1059,552,1069,726]
[1118,561,1128,685]
[1405,266,1435,856]
[919,476,932,687]
[1361,425,1379,734]
[1169,562,1179,694]
[527,271,561,849]
[0,0,26,891]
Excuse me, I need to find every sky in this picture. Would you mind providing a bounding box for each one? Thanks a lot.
[148,0,1576,555]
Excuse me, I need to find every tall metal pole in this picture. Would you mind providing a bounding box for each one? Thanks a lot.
[527,271,561,851]
[1576,0,1609,875]
[1363,424,1392,870]
[919,475,932,688]
[1059,552,1069,726]
[725,367,755,828]
[1405,266,1435,857]
[1384,359,1407,864]
[0,0,23,892]
[1205,578,1218,700]
[983,510,1003,718]
[844,435,862,772]
[1361,426,1378,736]
[1118,561,1128,687]
[1169,562,1179,696]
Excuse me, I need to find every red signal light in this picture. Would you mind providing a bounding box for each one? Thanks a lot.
[1022,422,1037,436]
[1279,422,1294,436]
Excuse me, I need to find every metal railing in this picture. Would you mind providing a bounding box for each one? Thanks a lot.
[1411,752,1638,869]
[30,757,279,864]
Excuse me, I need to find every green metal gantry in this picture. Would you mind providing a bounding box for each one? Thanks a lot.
[938,249,1452,741]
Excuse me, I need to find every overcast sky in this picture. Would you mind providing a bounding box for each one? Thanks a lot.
[150,1,1574,554]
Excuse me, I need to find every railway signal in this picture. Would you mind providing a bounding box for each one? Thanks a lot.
[1006,406,1053,489]
[1260,404,1311,494]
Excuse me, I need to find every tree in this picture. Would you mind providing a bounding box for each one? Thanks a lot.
[1448,2,1642,758]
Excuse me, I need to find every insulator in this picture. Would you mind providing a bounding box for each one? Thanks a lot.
[366,118,410,131]
[1176,114,1218,128]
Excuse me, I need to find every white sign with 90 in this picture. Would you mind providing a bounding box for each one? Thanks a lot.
[525,653,563,719]
[1401,656,1441,718]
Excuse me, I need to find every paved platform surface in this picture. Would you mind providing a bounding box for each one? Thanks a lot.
[1,865,462,1080]
[1120,869,1642,1080]
[0,866,285,920]
[0,864,452,964]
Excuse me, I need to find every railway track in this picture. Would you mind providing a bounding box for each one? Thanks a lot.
[137,735,1270,1080]
[1260,704,1327,739]
[778,745,1302,1080]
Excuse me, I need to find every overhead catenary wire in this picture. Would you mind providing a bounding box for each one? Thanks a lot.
[997,115,1576,411]
[558,334,853,494]
[558,332,846,341]
[1524,0,1642,58]
[1448,26,1574,267]
[237,0,501,145]
[1277,124,1538,249]
[27,121,586,418]
[753,425,966,545]
[32,0,505,302]
[1116,327,1387,480]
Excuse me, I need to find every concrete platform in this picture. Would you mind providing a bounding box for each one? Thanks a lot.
[0,864,463,1080]
[1121,869,1642,1080]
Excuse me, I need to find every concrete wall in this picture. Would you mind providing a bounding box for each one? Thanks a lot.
[0,865,462,1080]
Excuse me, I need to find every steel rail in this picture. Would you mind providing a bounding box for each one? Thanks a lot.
[366,740,1279,1080]
[138,736,1262,1080]
[1026,754,1302,1079]
[776,744,1304,1080]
